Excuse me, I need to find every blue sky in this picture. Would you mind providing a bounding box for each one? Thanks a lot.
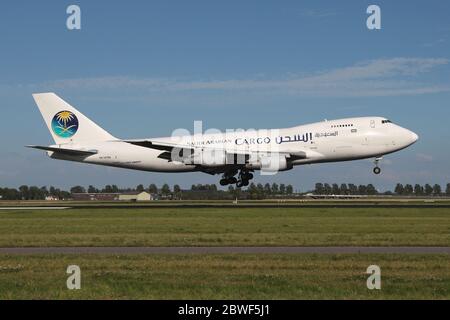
[0,0,449,191]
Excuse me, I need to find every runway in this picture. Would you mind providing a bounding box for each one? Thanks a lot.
[1,246,450,254]
[0,207,71,210]
[1,204,450,209]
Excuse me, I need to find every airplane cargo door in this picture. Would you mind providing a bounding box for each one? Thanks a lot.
[362,120,375,146]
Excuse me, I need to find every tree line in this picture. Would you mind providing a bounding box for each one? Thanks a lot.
[393,183,443,196]
[313,183,450,196]
[0,182,295,200]
[69,183,177,195]
[1,182,450,200]
[0,186,70,200]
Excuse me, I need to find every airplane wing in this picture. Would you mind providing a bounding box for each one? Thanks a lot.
[124,139,251,163]
[26,145,98,156]
[124,139,175,151]
[123,139,307,172]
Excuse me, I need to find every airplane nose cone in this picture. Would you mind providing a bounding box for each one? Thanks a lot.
[410,131,419,144]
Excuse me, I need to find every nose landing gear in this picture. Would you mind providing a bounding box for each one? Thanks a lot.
[373,157,382,175]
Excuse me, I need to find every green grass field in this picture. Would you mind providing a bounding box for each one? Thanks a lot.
[1,205,450,299]
[0,254,449,299]
[0,206,449,247]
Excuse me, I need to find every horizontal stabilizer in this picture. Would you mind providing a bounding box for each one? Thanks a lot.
[26,145,98,156]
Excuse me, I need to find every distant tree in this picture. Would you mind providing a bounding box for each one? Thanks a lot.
[228,185,235,196]
[394,183,404,195]
[149,184,158,194]
[191,184,197,191]
[136,184,145,192]
[314,183,324,195]
[161,184,171,195]
[40,186,49,197]
[340,184,348,195]
[49,186,57,196]
[424,184,433,196]
[358,185,367,195]
[366,184,377,195]
[332,183,340,195]
[0,188,21,200]
[433,184,441,196]
[323,183,332,195]
[286,185,294,194]
[87,185,97,193]
[264,183,272,196]
[19,185,29,200]
[256,183,265,198]
[49,186,63,199]
[279,184,286,194]
[414,184,423,196]
[103,185,113,193]
[60,191,71,199]
[348,184,358,195]
[248,183,258,199]
[228,185,241,199]
[111,185,119,193]
[446,183,450,196]
[271,183,279,194]
[28,186,44,200]
[404,184,413,195]
[70,186,85,194]
[172,184,181,200]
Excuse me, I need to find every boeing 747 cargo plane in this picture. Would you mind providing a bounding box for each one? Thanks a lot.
[29,93,418,187]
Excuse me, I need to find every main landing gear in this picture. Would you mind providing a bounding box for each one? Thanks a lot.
[373,157,382,175]
[236,169,253,188]
[219,169,254,187]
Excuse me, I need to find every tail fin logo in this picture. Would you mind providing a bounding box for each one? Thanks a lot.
[51,111,79,138]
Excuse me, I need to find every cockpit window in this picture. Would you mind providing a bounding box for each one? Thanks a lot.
[382,119,392,124]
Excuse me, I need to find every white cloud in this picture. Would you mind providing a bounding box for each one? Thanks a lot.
[300,9,338,18]
[12,57,450,98]
[422,38,446,48]
[416,153,434,162]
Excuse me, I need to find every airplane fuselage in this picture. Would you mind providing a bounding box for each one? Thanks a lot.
[48,116,418,173]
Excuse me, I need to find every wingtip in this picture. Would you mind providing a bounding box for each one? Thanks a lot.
[32,92,56,98]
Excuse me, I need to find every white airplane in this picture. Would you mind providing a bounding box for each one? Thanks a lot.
[29,93,418,187]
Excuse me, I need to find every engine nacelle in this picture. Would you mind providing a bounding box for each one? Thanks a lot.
[245,154,292,172]
[175,148,228,167]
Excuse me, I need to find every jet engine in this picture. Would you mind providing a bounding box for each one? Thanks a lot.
[174,148,229,167]
[245,154,293,172]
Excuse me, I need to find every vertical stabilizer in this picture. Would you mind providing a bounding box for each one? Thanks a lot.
[32,93,116,144]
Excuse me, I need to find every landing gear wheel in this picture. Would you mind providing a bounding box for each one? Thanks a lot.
[238,170,254,183]
[243,173,253,180]
[242,180,249,187]
[229,177,237,184]
[373,167,381,175]
[236,181,244,188]
[219,179,229,186]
